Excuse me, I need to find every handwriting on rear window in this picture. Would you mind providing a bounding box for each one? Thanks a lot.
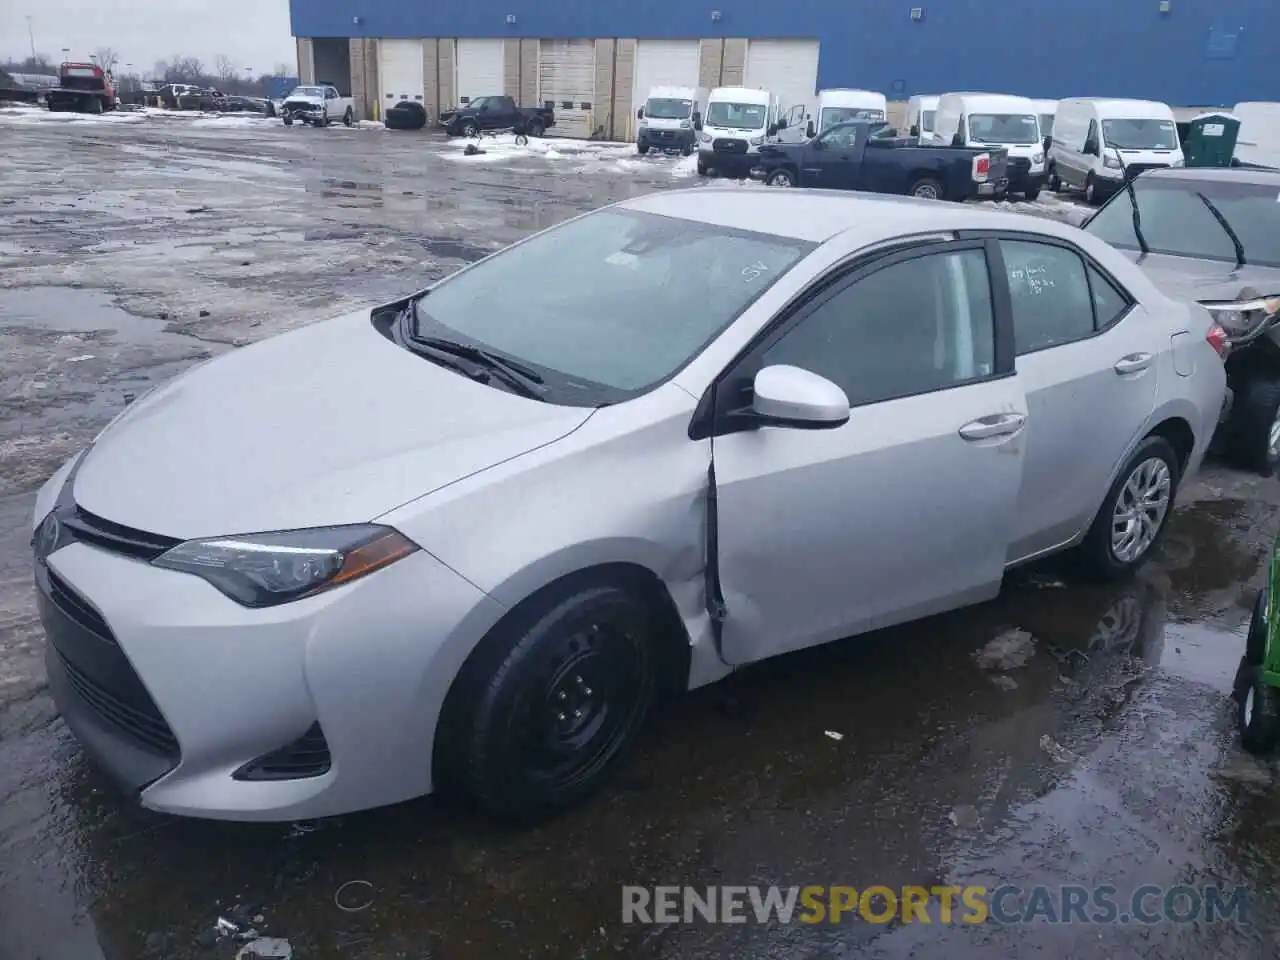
[741,261,769,282]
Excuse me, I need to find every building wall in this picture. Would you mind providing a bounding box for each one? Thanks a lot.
[290,0,1278,106]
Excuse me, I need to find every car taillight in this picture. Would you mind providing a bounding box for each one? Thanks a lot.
[1205,323,1229,359]
[972,153,991,181]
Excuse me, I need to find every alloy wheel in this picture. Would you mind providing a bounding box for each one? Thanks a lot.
[1110,456,1172,563]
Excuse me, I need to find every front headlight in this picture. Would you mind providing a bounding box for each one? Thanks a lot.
[153,524,418,608]
[679,119,691,129]
[1103,155,1121,169]
[749,136,763,146]
[1032,151,1044,164]
[698,131,711,143]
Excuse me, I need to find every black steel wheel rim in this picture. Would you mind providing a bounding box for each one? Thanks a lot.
[511,614,649,790]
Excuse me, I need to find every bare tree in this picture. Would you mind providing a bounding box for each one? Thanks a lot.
[3,53,53,72]
[163,56,205,83]
[214,54,236,84]
[93,47,120,73]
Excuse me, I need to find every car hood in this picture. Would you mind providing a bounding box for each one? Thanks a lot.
[72,309,593,540]
[757,142,803,160]
[1124,252,1280,302]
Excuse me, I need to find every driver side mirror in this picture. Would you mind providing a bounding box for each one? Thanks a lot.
[752,365,849,429]
[951,132,965,147]
[1042,135,1052,153]
[806,120,815,138]
[692,111,702,129]
[636,107,644,119]
[767,123,779,137]
[909,124,920,137]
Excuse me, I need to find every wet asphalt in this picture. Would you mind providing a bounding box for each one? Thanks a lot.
[2,110,1280,960]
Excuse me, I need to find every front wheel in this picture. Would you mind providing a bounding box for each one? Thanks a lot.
[343,108,353,127]
[282,114,293,126]
[1224,376,1280,475]
[696,158,710,177]
[1047,166,1062,192]
[1077,435,1179,581]
[766,168,796,187]
[462,120,479,138]
[1023,185,1042,201]
[637,143,649,155]
[436,584,660,823]
[1085,173,1101,205]
[908,177,944,200]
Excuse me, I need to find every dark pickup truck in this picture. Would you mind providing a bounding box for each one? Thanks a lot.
[440,95,556,138]
[751,121,1010,202]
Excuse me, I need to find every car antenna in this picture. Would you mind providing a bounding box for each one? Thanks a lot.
[1195,191,1246,267]
[1110,147,1149,256]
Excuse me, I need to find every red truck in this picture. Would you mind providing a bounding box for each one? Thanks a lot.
[47,62,117,114]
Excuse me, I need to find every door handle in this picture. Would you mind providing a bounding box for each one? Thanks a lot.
[1114,353,1153,375]
[959,413,1027,441]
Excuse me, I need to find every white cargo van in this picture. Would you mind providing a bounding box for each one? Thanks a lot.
[932,93,1045,199]
[635,85,709,156]
[905,94,939,143]
[1046,98,1183,205]
[776,88,887,142]
[696,86,781,178]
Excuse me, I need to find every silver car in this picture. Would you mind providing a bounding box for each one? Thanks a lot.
[32,189,1226,823]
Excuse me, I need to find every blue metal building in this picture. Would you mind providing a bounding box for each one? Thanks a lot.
[289,0,1276,134]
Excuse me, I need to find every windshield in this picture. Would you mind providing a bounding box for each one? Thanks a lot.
[1039,113,1055,136]
[467,96,491,110]
[820,106,884,131]
[1101,118,1179,150]
[967,113,1040,144]
[646,97,693,120]
[707,101,766,130]
[290,86,323,98]
[411,210,813,402]
[1085,178,1280,267]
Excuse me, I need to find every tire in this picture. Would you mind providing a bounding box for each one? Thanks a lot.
[1224,376,1280,475]
[1246,588,1269,665]
[681,143,693,156]
[909,177,944,200]
[1077,435,1179,581]
[283,115,293,126]
[1085,173,1100,205]
[1239,666,1280,755]
[637,143,650,155]
[1047,166,1062,192]
[528,120,546,138]
[1023,185,1042,201]
[462,120,479,138]
[343,108,353,127]
[436,583,660,823]
[766,168,796,187]
[696,159,709,177]
[316,114,328,128]
[87,97,103,115]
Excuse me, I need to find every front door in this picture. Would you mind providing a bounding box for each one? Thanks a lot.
[802,126,860,189]
[992,236,1161,562]
[711,242,1028,665]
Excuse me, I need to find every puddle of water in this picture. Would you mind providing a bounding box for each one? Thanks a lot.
[0,287,177,343]
[1158,621,1245,690]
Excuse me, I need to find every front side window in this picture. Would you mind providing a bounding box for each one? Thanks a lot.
[921,109,936,131]
[1000,241,1096,354]
[707,102,766,130]
[820,106,885,131]
[1100,118,1179,150]
[645,98,693,120]
[761,249,996,408]
[291,86,323,98]
[817,124,859,149]
[1084,178,1280,267]
[412,210,813,403]
[968,113,1041,144]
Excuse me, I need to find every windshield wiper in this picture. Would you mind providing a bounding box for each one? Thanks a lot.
[394,301,547,399]
[1109,148,1149,256]
[1195,192,1246,267]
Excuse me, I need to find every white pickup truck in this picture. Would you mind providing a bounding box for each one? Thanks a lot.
[281,84,354,127]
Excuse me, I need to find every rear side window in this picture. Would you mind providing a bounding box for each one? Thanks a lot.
[1087,264,1131,328]
[1000,240,1095,354]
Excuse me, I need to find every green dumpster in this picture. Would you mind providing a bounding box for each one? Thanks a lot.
[1183,112,1240,167]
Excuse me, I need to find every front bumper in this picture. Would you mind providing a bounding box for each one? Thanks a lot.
[1006,165,1046,194]
[36,525,502,820]
[699,147,758,176]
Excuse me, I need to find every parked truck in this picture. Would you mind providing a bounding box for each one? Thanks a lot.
[750,120,1009,201]
[439,95,555,138]
[46,62,116,114]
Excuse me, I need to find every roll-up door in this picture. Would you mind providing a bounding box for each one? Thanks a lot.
[743,39,819,115]
[632,40,701,109]
[378,39,425,107]
[538,39,596,138]
[456,39,505,105]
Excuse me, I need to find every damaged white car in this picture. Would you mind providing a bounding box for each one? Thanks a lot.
[33,190,1224,824]
[281,83,353,127]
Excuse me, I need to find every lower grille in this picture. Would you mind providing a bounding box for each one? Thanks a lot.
[1007,157,1031,175]
[713,138,747,153]
[234,723,332,781]
[57,650,179,755]
[46,569,114,644]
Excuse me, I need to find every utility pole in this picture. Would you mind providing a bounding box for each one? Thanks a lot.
[26,15,36,60]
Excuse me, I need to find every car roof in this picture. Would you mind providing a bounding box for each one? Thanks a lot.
[709,86,769,102]
[820,89,886,104]
[620,187,1083,244]
[1062,97,1174,119]
[1141,166,1280,187]
[940,93,1036,112]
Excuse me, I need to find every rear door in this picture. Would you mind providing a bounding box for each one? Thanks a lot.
[712,241,1027,665]
[985,234,1161,562]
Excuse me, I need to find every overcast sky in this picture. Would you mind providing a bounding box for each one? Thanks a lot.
[4,0,295,76]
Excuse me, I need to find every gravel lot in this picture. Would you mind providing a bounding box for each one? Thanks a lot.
[3,107,1279,960]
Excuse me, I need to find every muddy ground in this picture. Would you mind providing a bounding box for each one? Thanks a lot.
[3,111,1280,960]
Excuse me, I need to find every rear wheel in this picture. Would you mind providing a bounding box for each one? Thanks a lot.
[436,583,660,823]
[1077,435,1179,581]
[909,177,944,200]
[87,96,103,115]
[1240,667,1280,754]
[1224,376,1280,475]
[343,108,353,127]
